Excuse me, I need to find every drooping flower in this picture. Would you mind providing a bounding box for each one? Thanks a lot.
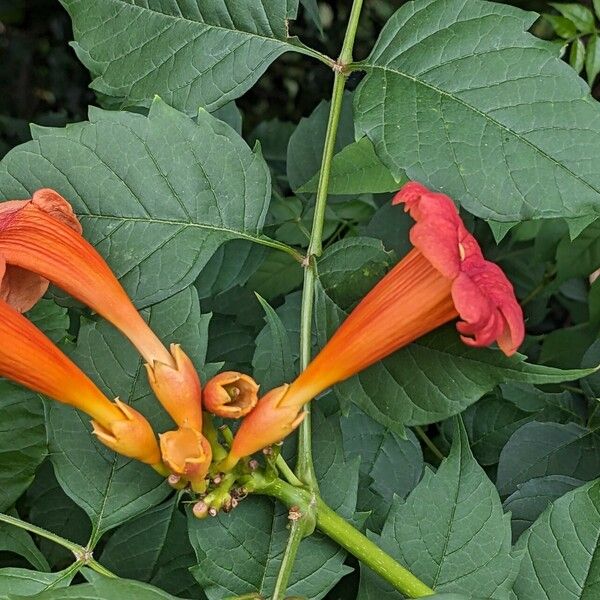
[0,298,162,468]
[221,182,525,469]
[0,189,202,431]
[203,371,259,418]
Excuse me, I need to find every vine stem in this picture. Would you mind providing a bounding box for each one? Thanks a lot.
[255,477,435,598]
[273,2,365,598]
[0,512,116,578]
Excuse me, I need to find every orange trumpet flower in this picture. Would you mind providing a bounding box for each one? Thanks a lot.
[0,189,202,431]
[222,182,525,468]
[0,298,162,467]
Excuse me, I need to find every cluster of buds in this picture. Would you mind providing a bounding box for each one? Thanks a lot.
[0,182,525,510]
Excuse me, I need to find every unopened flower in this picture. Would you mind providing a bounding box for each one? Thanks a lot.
[203,371,259,418]
[159,427,212,492]
[0,189,202,430]
[0,298,161,467]
[221,182,525,467]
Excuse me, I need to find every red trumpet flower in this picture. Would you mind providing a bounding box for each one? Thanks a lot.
[222,182,525,468]
[0,298,162,467]
[0,189,202,431]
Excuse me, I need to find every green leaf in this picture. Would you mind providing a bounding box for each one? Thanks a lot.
[512,479,600,599]
[0,568,74,596]
[188,407,356,600]
[587,35,600,85]
[341,404,423,530]
[0,98,271,307]
[496,422,600,497]
[544,14,579,39]
[196,241,266,301]
[61,0,312,113]
[206,315,255,372]
[252,295,295,392]
[26,461,91,569]
[317,282,591,433]
[253,291,310,379]
[287,93,354,192]
[354,0,600,224]
[25,300,69,343]
[49,287,209,539]
[360,420,516,598]
[539,323,599,368]
[300,0,323,35]
[0,512,49,572]
[0,382,46,512]
[582,339,600,398]
[570,38,586,73]
[318,237,393,310]
[100,499,202,598]
[458,393,532,466]
[361,201,414,257]
[595,0,600,20]
[29,576,184,599]
[556,219,600,280]
[501,382,587,423]
[550,3,596,33]
[246,251,303,301]
[503,475,583,541]
[298,137,405,195]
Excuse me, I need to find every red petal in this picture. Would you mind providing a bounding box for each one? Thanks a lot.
[452,258,524,356]
[393,182,482,279]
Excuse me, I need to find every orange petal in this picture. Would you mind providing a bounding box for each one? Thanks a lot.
[223,385,305,468]
[145,344,203,430]
[203,371,259,419]
[0,298,121,426]
[0,190,171,366]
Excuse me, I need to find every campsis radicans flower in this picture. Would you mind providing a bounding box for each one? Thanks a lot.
[0,298,162,468]
[221,182,525,468]
[159,427,212,493]
[203,371,259,418]
[0,189,202,431]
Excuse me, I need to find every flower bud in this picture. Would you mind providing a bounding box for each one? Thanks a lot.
[203,371,259,418]
[145,344,202,430]
[220,385,305,471]
[159,427,212,492]
[91,399,161,465]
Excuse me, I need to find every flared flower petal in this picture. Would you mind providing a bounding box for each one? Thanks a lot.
[0,299,161,465]
[0,190,81,312]
[203,371,259,419]
[393,182,524,356]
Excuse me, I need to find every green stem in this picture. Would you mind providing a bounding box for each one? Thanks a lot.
[339,0,364,65]
[0,512,117,579]
[0,512,81,554]
[271,520,306,600]
[276,454,304,487]
[414,426,445,462]
[255,477,434,598]
[88,559,117,578]
[254,235,304,263]
[278,1,365,597]
[316,499,435,598]
[296,0,363,492]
